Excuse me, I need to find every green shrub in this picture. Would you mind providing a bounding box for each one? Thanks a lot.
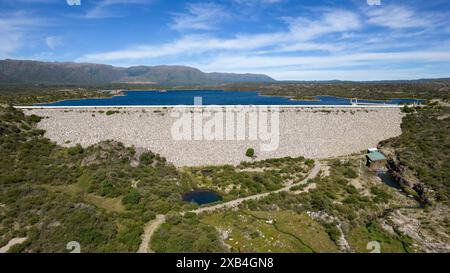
[323,223,341,242]
[105,110,119,116]
[122,189,141,205]
[151,218,226,253]
[20,123,31,130]
[370,187,392,203]
[139,152,155,165]
[67,144,84,155]
[343,168,358,179]
[305,159,315,167]
[99,180,116,196]
[245,148,255,158]
[28,114,42,123]
[166,214,182,225]
[184,212,197,219]
[401,106,414,113]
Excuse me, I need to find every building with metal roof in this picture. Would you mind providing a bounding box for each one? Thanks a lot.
[366,151,387,170]
[367,151,387,161]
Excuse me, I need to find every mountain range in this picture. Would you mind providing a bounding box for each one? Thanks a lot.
[0,59,275,86]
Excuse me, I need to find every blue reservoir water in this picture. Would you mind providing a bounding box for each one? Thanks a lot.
[182,190,222,205]
[40,90,423,106]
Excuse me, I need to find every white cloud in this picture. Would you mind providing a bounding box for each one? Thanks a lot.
[170,3,229,31]
[286,10,361,41]
[234,0,283,5]
[366,5,432,29]
[0,12,44,57]
[195,50,450,71]
[85,0,152,19]
[80,9,361,62]
[45,36,62,49]
[265,68,450,81]
[270,42,347,53]
[185,49,450,80]
[0,11,41,29]
[76,5,450,80]
[0,32,21,58]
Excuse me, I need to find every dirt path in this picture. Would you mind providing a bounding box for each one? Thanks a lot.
[138,161,322,253]
[292,183,317,195]
[191,161,322,214]
[137,214,165,253]
[0,237,28,253]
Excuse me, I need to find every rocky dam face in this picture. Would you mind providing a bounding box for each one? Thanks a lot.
[27,107,403,166]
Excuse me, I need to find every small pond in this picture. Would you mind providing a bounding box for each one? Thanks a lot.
[182,190,222,205]
[377,169,426,208]
[377,169,401,189]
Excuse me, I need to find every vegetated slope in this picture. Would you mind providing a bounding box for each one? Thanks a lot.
[380,105,450,203]
[0,106,187,252]
[0,85,113,105]
[225,159,428,253]
[1,103,448,252]
[0,59,274,86]
[0,60,122,84]
[0,106,307,252]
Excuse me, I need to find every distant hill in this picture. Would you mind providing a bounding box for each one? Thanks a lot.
[0,59,275,86]
[278,78,450,84]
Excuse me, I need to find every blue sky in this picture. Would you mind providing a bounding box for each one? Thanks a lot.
[1,0,450,80]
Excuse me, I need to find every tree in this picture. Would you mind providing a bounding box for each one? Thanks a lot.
[28,114,42,123]
[105,110,119,116]
[139,152,155,165]
[68,144,84,155]
[122,189,141,205]
[245,148,255,158]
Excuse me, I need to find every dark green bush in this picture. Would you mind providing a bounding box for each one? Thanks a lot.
[323,222,341,242]
[401,106,415,113]
[122,189,141,205]
[245,148,255,158]
[28,114,42,123]
[105,110,119,116]
[67,144,84,155]
[139,152,155,165]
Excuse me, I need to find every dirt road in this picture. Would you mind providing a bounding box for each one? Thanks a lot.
[137,214,165,253]
[138,161,322,253]
[191,161,322,214]
[0,237,28,253]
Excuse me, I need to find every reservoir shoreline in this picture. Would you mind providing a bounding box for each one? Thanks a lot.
[27,90,420,107]
[15,104,403,109]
